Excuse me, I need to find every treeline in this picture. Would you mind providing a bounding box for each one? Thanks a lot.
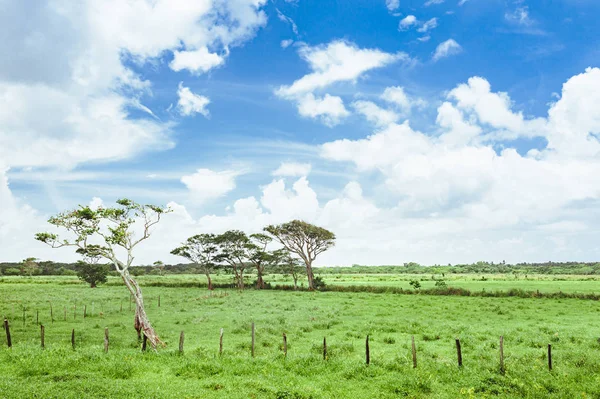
[2,260,600,277]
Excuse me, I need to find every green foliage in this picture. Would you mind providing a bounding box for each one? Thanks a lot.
[75,261,109,288]
[409,279,421,290]
[2,279,600,398]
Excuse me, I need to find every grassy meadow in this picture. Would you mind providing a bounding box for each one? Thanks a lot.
[1,274,600,398]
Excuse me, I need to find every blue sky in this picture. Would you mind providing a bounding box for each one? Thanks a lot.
[1,0,600,265]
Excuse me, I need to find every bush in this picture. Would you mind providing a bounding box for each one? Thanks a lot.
[409,280,421,290]
[313,276,327,290]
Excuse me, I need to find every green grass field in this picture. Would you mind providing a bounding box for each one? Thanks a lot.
[2,276,600,398]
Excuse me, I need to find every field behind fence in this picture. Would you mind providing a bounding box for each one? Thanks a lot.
[1,281,600,398]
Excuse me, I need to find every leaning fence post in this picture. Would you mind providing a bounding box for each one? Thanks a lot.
[251,322,255,358]
[548,344,552,371]
[366,335,370,365]
[71,329,75,350]
[4,319,11,348]
[22,307,25,326]
[50,303,54,324]
[456,338,462,367]
[40,325,45,349]
[323,337,327,360]
[411,336,417,368]
[219,328,224,356]
[283,333,288,359]
[179,331,185,354]
[499,336,505,373]
[104,328,109,353]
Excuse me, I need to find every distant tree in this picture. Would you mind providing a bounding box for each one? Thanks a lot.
[171,234,219,290]
[264,220,335,290]
[274,249,305,290]
[35,198,171,349]
[214,230,251,289]
[409,280,421,290]
[75,260,108,288]
[153,260,166,276]
[247,233,274,289]
[5,268,20,276]
[20,257,39,277]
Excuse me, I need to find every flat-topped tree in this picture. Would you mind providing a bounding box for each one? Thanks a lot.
[264,220,335,290]
[171,234,219,290]
[214,230,251,289]
[35,199,170,349]
[247,233,275,289]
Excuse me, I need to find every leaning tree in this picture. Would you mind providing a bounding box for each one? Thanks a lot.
[171,233,219,290]
[264,220,335,290]
[35,199,170,349]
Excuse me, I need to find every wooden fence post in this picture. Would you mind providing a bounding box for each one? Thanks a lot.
[499,336,504,373]
[548,344,552,371]
[40,325,45,349]
[411,336,417,368]
[84,305,87,318]
[142,334,147,352]
[456,338,462,367]
[283,333,287,359]
[36,310,39,325]
[71,329,75,350]
[22,307,25,326]
[50,303,54,324]
[366,335,370,365]
[219,328,224,356]
[158,295,161,308]
[179,331,185,354]
[104,328,109,353]
[251,322,255,358]
[4,319,11,348]
[323,337,327,360]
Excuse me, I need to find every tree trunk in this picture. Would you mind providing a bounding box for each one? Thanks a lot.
[292,275,298,290]
[90,281,96,288]
[306,262,315,290]
[119,269,162,349]
[206,273,213,290]
[256,270,264,289]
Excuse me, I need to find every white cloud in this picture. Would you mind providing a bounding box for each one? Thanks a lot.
[458,0,469,5]
[272,162,312,177]
[505,6,533,26]
[276,40,406,126]
[296,93,350,127]
[381,86,427,113]
[0,0,268,170]
[276,40,406,97]
[352,101,400,127]
[177,83,210,117]
[425,0,445,5]
[170,47,225,74]
[277,9,299,35]
[386,0,400,11]
[399,15,418,30]
[417,36,431,42]
[417,18,438,33]
[281,39,294,48]
[433,39,462,61]
[181,169,240,203]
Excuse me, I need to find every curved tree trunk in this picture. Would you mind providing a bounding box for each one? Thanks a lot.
[206,273,213,290]
[256,272,264,289]
[120,269,162,349]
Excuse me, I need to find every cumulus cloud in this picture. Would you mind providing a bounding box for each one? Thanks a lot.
[433,39,462,61]
[180,169,240,203]
[170,47,225,74]
[281,39,294,49]
[352,101,400,127]
[177,83,210,117]
[0,0,268,170]
[275,40,407,126]
[273,162,312,177]
[386,0,400,11]
[381,86,427,113]
[296,93,350,126]
[417,18,438,33]
[425,0,445,5]
[399,15,418,30]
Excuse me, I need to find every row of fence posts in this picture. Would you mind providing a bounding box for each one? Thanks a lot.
[2,318,556,371]
[13,295,164,326]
